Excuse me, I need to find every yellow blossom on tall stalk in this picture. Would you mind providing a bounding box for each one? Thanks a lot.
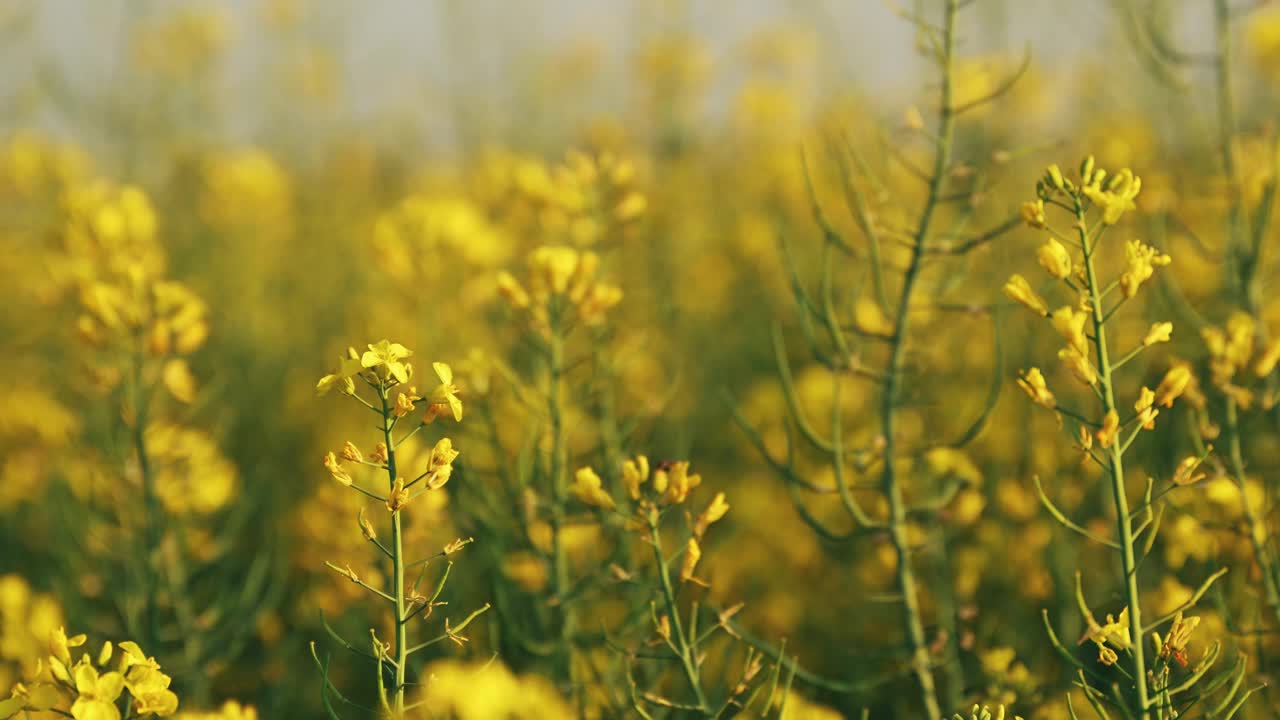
[313,339,487,717]
[1009,157,1240,718]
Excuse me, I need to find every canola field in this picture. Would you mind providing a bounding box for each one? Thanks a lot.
[3,1,1280,718]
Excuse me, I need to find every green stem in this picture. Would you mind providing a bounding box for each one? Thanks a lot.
[379,385,408,717]
[648,515,710,714]
[1215,0,1251,310]
[131,346,161,651]
[1077,201,1151,718]
[547,312,575,697]
[875,2,958,717]
[1225,397,1280,620]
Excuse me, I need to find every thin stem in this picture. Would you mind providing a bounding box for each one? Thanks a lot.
[1225,396,1280,620]
[378,385,408,717]
[547,310,575,697]
[648,514,710,714]
[1077,199,1151,718]
[874,2,958,717]
[131,343,161,651]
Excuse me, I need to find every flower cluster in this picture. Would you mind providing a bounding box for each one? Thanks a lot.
[1,628,178,719]
[496,245,623,332]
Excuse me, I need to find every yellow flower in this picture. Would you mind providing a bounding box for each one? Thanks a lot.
[657,461,702,506]
[71,664,126,720]
[530,245,581,296]
[679,537,703,585]
[340,441,363,463]
[1255,338,1280,376]
[1016,368,1056,409]
[1118,239,1171,298]
[316,349,362,396]
[1134,387,1158,430]
[1020,199,1046,228]
[387,477,409,512]
[1003,274,1048,316]
[51,626,88,667]
[1154,365,1192,408]
[1143,322,1173,347]
[360,340,413,385]
[1095,410,1120,448]
[571,467,615,510]
[1037,238,1072,279]
[1058,347,1098,386]
[694,492,730,538]
[323,452,352,486]
[1172,454,1207,486]
[393,387,421,418]
[1082,167,1142,224]
[1155,611,1200,662]
[1050,306,1089,356]
[428,362,463,422]
[161,359,198,404]
[424,437,459,490]
[1089,607,1132,650]
[623,455,650,500]
[123,662,177,716]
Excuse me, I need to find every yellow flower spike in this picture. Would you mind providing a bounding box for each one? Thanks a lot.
[1058,347,1098,386]
[323,452,352,487]
[1154,364,1193,408]
[1020,199,1047,228]
[1037,237,1073,279]
[570,466,616,510]
[694,492,730,538]
[1051,306,1089,356]
[1003,274,1049,316]
[680,537,703,585]
[341,441,363,463]
[1095,410,1120,448]
[360,340,413,385]
[1143,322,1173,347]
[1016,367,1056,409]
[428,362,463,422]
